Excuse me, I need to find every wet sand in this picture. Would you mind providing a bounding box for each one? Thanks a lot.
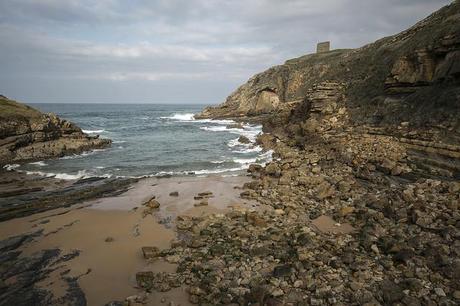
[0,175,256,305]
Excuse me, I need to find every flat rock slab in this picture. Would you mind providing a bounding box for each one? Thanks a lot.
[311,215,354,234]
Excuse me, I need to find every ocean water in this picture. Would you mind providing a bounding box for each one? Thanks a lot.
[9,103,272,180]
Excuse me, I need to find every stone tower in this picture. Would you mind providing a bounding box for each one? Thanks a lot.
[316,41,330,53]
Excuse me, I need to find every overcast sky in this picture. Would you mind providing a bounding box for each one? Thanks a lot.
[0,0,452,104]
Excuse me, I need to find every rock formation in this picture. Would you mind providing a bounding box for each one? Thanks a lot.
[138,3,460,305]
[0,96,111,165]
[196,1,460,131]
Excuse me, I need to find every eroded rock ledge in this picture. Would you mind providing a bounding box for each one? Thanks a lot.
[0,95,111,166]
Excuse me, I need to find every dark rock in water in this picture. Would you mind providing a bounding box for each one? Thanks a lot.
[238,135,251,144]
[169,191,179,197]
[0,95,111,165]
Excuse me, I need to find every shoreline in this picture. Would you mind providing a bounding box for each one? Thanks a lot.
[0,174,260,305]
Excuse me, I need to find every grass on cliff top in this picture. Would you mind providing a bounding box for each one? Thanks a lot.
[0,96,43,120]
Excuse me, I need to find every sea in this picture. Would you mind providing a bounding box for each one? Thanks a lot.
[7,103,272,180]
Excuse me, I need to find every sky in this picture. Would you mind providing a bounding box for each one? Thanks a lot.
[0,0,453,104]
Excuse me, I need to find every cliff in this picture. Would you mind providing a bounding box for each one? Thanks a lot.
[0,96,111,165]
[197,1,460,138]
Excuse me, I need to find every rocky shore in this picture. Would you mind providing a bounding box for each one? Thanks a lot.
[125,3,460,306]
[0,2,459,306]
[0,95,111,166]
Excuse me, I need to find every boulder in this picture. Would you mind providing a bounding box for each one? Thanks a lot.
[238,135,251,144]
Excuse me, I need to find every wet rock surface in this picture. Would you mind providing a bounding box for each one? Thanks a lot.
[0,171,137,221]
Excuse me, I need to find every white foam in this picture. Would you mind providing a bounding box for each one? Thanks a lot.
[29,161,47,167]
[233,157,258,164]
[60,149,106,160]
[22,170,84,180]
[201,124,262,146]
[194,119,235,124]
[200,126,228,132]
[3,164,20,171]
[160,113,237,125]
[82,129,105,134]
[160,113,195,121]
[112,140,126,144]
[232,146,263,153]
[22,169,112,180]
[192,166,246,175]
[210,160,226,164]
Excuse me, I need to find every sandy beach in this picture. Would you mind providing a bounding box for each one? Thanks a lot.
[0,175,257,305]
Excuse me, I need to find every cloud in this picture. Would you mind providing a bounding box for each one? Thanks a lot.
[0,0,453,103]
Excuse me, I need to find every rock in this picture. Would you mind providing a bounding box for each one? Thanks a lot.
[105,237,114,243]
[339,206,354,216]
[0,96,111,166]
[293,280,303,288]
[273,264,291,277]
[316,181,335,200]
[136,271,154,288]
[248,164,263,173]
[271,288,284,297]
[194,199,208,207]
[434,288,446,297]
[238,135,251,144]
[169,191,179,197]
[189,286,206,296]
[265,162,280,177]
[380,280,404,304]
[141,246,160,259]
[197,191,213,197]
[246,212,267,227]
[453,290,460,299]
[144,197,160,209]
[165,255,181,264]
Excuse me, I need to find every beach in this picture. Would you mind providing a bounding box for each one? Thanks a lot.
[0,174,259,305]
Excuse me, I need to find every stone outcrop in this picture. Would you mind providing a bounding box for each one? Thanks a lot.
[196,1,460,129]
[0,96,111,165]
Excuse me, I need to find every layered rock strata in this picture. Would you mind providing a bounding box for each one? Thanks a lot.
[0,96,111,165]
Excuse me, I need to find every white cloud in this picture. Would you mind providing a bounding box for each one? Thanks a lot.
[0,0,453,103]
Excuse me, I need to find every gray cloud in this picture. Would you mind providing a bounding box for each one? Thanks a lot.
[0,0,452,104]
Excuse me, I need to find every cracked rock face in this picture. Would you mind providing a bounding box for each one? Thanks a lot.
[0,96,111,166]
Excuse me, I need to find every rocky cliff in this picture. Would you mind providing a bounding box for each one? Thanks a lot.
[0,96,111,165]
[197,1,460,135]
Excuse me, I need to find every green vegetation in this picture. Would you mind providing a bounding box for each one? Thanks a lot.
[0,96,43,120]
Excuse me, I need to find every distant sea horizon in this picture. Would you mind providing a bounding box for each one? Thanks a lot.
[9,103,272,180]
